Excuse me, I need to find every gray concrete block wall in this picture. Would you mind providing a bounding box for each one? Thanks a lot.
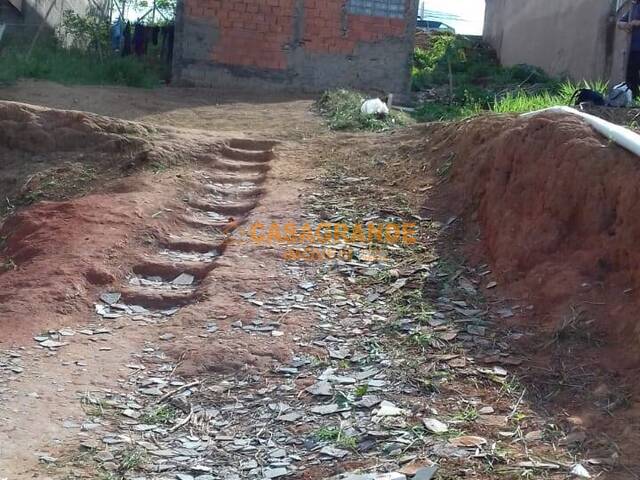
[172,0,418,94]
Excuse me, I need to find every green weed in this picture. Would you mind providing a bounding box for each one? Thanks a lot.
[140,404,177,425]
[354,385,369,397]
[313,427,357,450]
[0,39,165,88]
[119,447,146,472]
[316,89,410,132]
[410,332,434,349]
[454,406,479,422]
[411,33,612,121]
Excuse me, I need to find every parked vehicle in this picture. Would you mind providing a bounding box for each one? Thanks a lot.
[416,17,455,34]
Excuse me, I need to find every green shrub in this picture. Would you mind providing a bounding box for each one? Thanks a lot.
[414,101,481,122]
[410,32,613,122]
[0,40,165,88]
[316,89,410,132]
[490,80,610,114]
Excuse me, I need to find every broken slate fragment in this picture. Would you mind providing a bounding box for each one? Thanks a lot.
[241,459,258,470]
[355,395,382,409]
[172,273,195,286]
[449,435,487,448]
[100,292,121,305]
[330,375,356,384]
[298,281,316,291]
[375,474,406,480]
[176,474,195,480]
[263,467,288,479]
[94,451,115,462]
[306,381,332,396]
[278,411,303,422]
[320,445,349,458]
[311,404,350,415]
[375,401,406,417]
[329,348,350,360]
[39,340,66,349]
[413,466,439,480]
[139,387,163,396]
[570,464,591,479]
[524,430,544,441]
[122,408,141,419]
[422,418,448,434]
[467,325,486,336]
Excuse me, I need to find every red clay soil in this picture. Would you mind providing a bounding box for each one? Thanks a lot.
[417,113,640,467]
[0,101,230,343]
[0,183,172,342]
[424,113,640,363]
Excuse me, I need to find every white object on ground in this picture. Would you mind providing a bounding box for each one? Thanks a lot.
[607,82,634,108]
[570,464,591,478]
[375,400,406,417]
[422,418,449,433]
[361,98,389,117]
[522,106,640,157]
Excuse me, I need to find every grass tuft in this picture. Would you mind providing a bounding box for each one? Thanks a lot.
[0,39,166,88]
[411,32,613,121]
[316,89,410,131]
[140,404,177,425]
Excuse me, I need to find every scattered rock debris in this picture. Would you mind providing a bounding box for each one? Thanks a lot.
[40,152,602,480]
[2,102,632,480]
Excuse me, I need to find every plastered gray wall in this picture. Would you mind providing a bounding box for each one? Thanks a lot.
[484,0,618,81]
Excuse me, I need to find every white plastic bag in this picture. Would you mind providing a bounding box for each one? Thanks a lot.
[361,98,389,117]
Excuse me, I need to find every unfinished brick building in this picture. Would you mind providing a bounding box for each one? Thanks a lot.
[172,0,419,93]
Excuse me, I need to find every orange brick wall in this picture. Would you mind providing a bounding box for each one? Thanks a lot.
[183,0,411,71]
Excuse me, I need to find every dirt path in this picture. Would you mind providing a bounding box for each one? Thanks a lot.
[0,82,324,478]
[0,80,318,139]
[0,81,632,480]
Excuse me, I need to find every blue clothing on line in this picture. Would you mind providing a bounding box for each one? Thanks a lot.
[111,18,123,51]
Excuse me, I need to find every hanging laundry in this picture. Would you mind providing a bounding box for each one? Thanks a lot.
[133,23,145,56]
[152,26,160,46]
[121,21,132,56]
[110,17,123,51]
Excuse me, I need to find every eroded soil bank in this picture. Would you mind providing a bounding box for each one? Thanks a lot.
[328,113,640,475]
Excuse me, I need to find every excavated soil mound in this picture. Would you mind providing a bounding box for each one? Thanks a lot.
[0,101,223,211]
[333,112,640,368]
[425,113,640,366]
[0,101,231,341]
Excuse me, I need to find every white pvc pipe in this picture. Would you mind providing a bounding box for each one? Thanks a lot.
[521,106,640,157]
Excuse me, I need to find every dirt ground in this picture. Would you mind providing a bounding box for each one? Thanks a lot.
[1,80,640,480]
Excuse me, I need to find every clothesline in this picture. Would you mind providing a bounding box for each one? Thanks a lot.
[111,19,174,63]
